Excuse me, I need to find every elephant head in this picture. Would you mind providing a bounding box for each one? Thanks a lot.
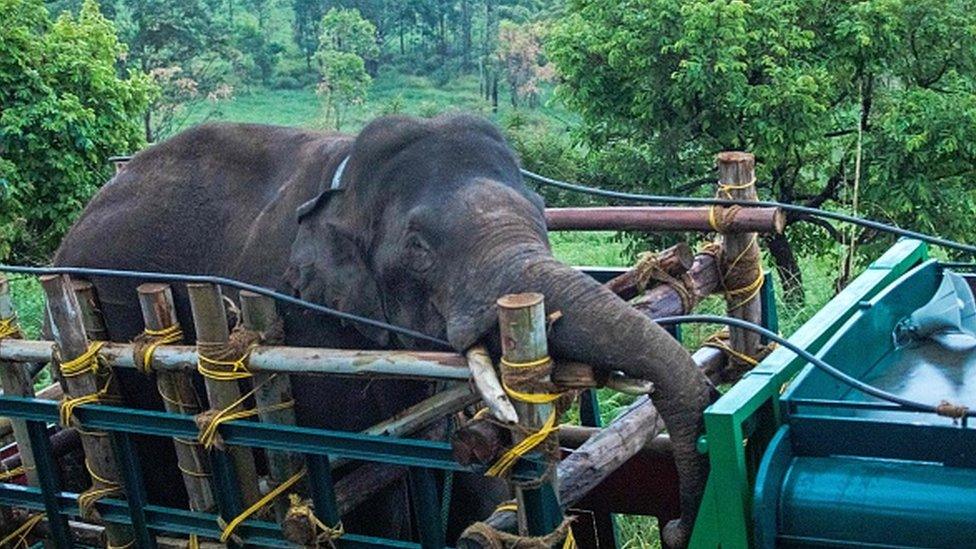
[285,114,711,547]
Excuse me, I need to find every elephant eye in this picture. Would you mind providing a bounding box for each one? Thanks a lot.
[404,232,433,274]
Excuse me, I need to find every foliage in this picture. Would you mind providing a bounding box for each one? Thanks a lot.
[548,0,976,299]
[116,0,231,140]
[0,0,154,261]
[315,8,378,130]
[495,20,554,107]
[291,0,323,69]
[235,14,286,84]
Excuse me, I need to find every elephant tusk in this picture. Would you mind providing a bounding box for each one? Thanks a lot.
[465,344,519,424]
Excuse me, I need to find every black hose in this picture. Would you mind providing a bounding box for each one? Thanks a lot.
[0,264,454,349]
[521,169,976,255]
[655,314,976,419]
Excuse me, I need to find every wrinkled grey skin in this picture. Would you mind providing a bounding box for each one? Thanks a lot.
[53,114,710,547]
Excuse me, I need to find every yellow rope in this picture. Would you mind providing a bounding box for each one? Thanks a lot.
[136,325,183,374]
[0,513,44,548]
[59,371,121,428]
[500,356,553,370]
[499,356,562,404]
[283,493,345,547]
[107,540,135,549]
[485,410,559,478]
[196,375,294,450]
[59,341,105,378]
[197,350,256,381]
[0,465,31,482]
[218,466,308,543]
[0,317,21,339]
[78,459,124,518]
[702,335,760,367]
[188,534,200,549]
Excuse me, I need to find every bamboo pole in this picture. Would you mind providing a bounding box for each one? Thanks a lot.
[0,340,469,380]
[186,283,261,506]
[603,243,695,301]
[238,290,301,520]
[496,293,564,537]
[544,206,785,233]
[40,274,134,547]
[631,252,721,317]
[71,281,108,341]
[137,283,215,513]
[458,396,665,545]
[0,277,41,489]
[716,152,763,367]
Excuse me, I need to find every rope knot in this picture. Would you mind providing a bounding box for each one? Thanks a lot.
[283,493,344,548]
[936,400,969,422]
[132,324,183,374]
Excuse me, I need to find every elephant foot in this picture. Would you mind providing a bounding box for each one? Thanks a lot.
[662,518,692,549]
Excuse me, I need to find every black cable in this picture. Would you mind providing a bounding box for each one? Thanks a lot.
[655,314,975,419]
[0,264,453,349]
[521,169,976,255]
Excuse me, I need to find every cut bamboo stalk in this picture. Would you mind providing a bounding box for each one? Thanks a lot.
[70,280,108,341]
[496,292,563,536]
[0,277,42,493]
[458,395,665,542]
[631,252,721,317]
[239,290,301,520]
[604,243,695,301]
[545,206,785,233]
[0,340,469,380]
[40,274,134,547]
[717,152,763,365]
[465,345,518,424]
[186,283,261,506]
[137,283,215,513]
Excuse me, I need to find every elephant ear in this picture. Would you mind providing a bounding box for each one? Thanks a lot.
[285,209,389,347]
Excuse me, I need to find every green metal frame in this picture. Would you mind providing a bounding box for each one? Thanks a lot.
[0,393,551,547]
[688,239,929,549]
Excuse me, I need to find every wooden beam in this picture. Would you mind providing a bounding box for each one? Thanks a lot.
[603,243,695,301]
[545,206,785,233]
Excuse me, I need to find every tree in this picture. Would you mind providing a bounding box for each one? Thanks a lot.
[116,0,228,140]
[0,0,155,261]
[292,0,323,70]
[236,13,285,84]
[316,8,378,130]
[495,20,554,107]
[548,0,976,301]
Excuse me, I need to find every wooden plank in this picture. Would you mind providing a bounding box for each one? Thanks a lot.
[545,207,785,233]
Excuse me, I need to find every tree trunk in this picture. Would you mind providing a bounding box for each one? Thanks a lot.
[767,231,804,304]
[461,0,472,71]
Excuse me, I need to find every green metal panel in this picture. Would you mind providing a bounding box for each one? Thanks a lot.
[688,239,929,549]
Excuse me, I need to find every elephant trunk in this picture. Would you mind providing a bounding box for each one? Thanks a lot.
[447,250,711,548]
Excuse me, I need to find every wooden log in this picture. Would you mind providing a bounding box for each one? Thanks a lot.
[465,345,518,424]
[550,362,653,396]
[0,339,469,380]
[631,252,721,317]
[40,274,134,546]
[71,280,108,341]
[0,277,41,489]
[544,206,785,234]
[496,293,563,536]
[239,291,301,520]
[604,243,695,301]
[458,396,665,543]
[136,283,215,514]
[186,283,261,506]
[716,152,763,365]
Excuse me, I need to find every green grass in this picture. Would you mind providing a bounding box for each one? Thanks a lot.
[177,71,572,136]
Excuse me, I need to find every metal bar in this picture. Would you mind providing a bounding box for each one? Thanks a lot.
[407,468,444,548]
[759,271,779,343]
[0,397,481,473]
[0,485,421,548]
[208,449,243,549]
[24,420,71,547]
[305,453,341,528]
[110,432,158,549]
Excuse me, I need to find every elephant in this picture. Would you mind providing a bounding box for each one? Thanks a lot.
[52,114,712,547]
